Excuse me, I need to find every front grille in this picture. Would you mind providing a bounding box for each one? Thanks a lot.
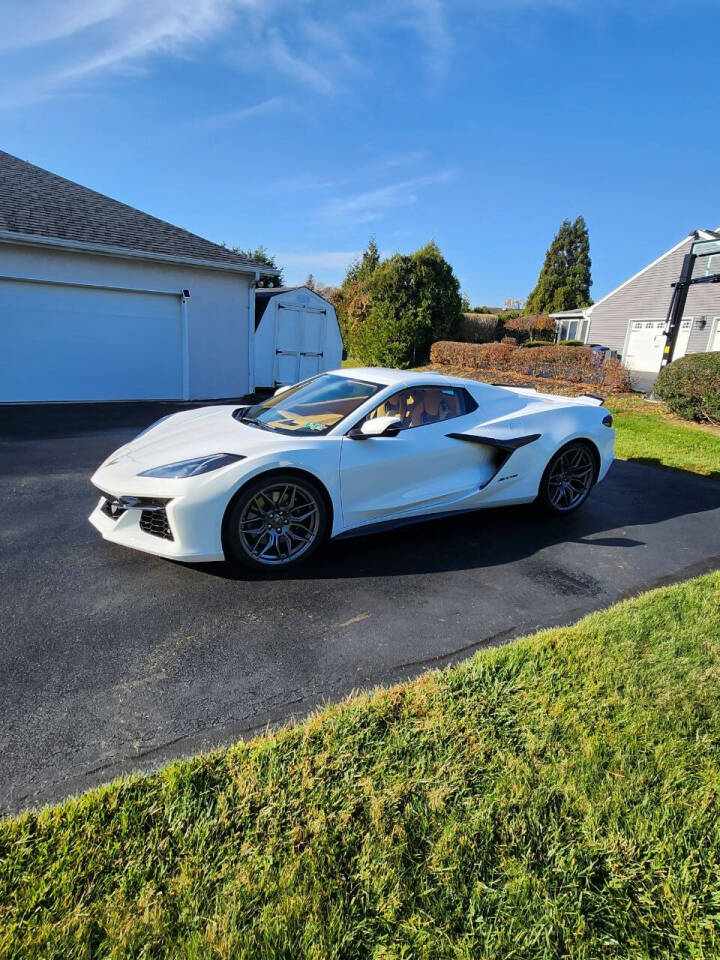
[98,492,173,539]
[139,507,174,541]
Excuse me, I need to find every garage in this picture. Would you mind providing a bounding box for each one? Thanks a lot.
[624,318,692,373]
[0,149,277,403]
[0,278,185,402]
[254,286,343,388]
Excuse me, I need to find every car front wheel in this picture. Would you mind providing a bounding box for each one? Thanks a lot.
[224,473,328,569]
[537,442,597,514]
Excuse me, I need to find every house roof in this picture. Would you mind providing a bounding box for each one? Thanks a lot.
[0,150,276,274]
[587,228,720,313]
[254,285,334,327]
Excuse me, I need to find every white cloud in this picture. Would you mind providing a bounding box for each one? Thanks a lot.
[0,0,457,108]
[194,96,285,128]
[277,251,361,270]
[275,250,362,285]
[327,170,454,223]
[404,0,452,77]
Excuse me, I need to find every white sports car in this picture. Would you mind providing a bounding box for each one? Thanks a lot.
[90,368,615,569]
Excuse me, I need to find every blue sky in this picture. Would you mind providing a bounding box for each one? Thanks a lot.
[1,0,718,304]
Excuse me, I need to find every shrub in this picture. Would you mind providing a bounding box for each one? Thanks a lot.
[653,352,720,423]
[559,339,585,347]
[523,340,548,348]
[503,313,556,342]
[457,313,499,344]
[430,341,632,392]
[336,241,462,367]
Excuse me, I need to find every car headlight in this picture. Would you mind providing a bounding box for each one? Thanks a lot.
[134,414,175,440]
[137,453,246,478]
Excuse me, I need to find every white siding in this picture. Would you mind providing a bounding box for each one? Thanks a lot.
[587,236,719,357]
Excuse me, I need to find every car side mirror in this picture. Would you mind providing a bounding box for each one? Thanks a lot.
[348,416,403,439]
[274,384,294,397]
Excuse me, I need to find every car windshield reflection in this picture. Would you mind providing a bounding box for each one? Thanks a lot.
[237,374,382,436]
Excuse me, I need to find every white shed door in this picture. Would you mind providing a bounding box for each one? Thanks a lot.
[273,304,327,385]
[0,279,183,401]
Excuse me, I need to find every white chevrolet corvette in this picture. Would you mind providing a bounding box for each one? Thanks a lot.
[90,368,615,569]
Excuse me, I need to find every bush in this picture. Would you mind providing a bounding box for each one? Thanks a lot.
[430,340,632,392]
[523,340,548,348]
[654,352,720,423]
[503,313,556,341]
[457,313,499,344]
[559,339,585,347]
[334,240,462,368]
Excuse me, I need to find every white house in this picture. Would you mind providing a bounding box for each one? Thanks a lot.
[552,228,720,389]
[0,150,279,402]
[254,286,343,388]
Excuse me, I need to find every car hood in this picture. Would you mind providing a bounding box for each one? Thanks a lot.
[110,405,295,471]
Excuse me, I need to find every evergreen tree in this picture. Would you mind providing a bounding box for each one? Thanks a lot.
[305,273,316,291]
[525,217,592,313]
[230,244,284,286]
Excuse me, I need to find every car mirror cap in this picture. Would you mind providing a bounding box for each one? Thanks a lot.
[350,416,403,439]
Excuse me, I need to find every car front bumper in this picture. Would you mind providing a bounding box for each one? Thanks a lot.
[89,472,229,562]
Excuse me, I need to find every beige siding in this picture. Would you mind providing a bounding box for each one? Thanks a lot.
[587,236,720,357]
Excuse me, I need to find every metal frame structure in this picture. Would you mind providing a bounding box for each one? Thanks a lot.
[661,239,720,370]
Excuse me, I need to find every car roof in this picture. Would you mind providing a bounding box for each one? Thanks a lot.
[330,367,487,390]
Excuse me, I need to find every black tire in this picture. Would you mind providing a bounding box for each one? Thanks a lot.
[536,441,597,515]
[223,472,328,570]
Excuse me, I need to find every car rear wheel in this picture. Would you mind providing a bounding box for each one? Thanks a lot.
[224,473,328,569]
[537,442,596,514]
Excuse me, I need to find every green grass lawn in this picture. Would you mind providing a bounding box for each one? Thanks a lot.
[608,395,720,480]
[3,572,720,959]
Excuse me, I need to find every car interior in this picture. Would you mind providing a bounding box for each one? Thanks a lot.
[368,387,464,428]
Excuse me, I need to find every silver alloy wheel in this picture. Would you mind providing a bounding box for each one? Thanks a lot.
[546,446,595,511]
[237,482,320,565]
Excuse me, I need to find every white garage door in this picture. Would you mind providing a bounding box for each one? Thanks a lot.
[709,318,720,353]
[0,279,184,401]
[625,318,692,372]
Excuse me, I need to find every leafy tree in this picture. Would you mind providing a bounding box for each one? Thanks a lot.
[305,273,316,291]
[337,241,462,367]
[525,217,592,313]
[229,244,284,286]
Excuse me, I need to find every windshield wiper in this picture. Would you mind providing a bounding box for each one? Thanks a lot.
[239,414,274,432]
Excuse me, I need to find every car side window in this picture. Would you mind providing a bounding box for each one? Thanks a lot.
[367,386,475,430]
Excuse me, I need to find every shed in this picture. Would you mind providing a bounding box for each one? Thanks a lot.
[254,286,343,388]
[0,150,277,402]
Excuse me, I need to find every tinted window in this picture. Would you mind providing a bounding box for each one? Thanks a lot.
[367,386,475,430]
[239,374,381,435]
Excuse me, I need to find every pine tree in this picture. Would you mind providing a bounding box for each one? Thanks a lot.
[526,217,592,313]
[305,273,316,291]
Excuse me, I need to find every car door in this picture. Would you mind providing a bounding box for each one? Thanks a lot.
[339,385,496,530]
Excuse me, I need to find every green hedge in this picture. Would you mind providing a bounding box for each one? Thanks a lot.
[558,339,585,347]
[654,351,720,423]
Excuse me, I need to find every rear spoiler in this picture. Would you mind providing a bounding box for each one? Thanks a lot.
[491,384,605,407]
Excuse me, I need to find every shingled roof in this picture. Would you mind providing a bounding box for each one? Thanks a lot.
[0,150,274,273]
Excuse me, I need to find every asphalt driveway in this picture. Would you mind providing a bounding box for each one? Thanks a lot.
[1,402,719,816]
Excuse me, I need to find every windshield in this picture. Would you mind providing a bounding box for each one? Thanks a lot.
[238,374,382,435]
